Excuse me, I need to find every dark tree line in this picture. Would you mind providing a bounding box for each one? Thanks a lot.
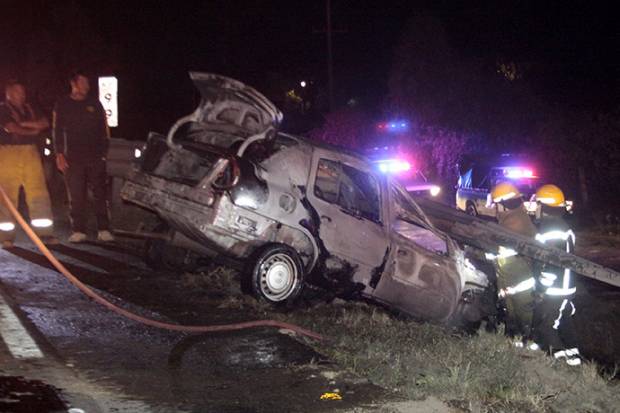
[310,14,620,217]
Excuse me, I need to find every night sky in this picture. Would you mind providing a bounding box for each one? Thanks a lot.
[1,1,617,138]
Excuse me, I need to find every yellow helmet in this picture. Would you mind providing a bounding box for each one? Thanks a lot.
[536,184,565,206]
[491,182,520,203]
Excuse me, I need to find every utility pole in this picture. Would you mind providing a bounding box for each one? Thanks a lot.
[314,0,346,111]
[326,0,334,111]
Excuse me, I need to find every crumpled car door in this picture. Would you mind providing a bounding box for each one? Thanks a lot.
[306,149,390,288]
[370,184,462,321]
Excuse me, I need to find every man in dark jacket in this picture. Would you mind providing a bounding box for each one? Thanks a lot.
[0,80,57,248]
[53,71,114,243]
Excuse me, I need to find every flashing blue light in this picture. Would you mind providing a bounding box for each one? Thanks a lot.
[377,120,409,132]
[503,167,535,179]
[375,159,411,174]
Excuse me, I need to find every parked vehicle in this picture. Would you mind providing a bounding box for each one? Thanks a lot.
[121,72,493,325]
[365,145,442,198]
[455,154,573,219]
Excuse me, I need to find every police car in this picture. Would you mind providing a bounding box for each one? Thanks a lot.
[455,154,573,218]
[365,144,441,198]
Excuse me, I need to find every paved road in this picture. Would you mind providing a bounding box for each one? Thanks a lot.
[0,237,389,412]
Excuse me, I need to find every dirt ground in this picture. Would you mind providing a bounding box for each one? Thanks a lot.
[573,232,620,369]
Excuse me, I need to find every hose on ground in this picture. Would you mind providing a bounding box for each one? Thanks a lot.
[0,184,324,341]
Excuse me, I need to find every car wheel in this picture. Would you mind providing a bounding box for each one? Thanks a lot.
[250,244,305,304]
[465,202,478,217]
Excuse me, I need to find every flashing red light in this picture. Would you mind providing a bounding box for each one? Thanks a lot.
[376,159,411,174]
[377,121,408,132]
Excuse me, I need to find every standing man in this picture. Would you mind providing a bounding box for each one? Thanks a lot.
[488,182,538,344]
[53,71,114,243]
[531,184,581,366]
[0,80,57,248]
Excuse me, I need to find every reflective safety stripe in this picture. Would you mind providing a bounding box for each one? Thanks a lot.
[536,229,575,295]
[506,277,535,295]
[545,287,576,296]
[563,268,571,290]
[535,229,576,244]
[540,277,554,287]
[485,246,518,261]
[31,218,53,228]
[554,348,580,358]
[493,192,517,203]
[498,246,518,258]
[0,222,16,231]
[541,272,557,287]
[553,299,568,329]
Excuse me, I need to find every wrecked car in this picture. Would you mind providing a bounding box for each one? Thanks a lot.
[120,72,493,325]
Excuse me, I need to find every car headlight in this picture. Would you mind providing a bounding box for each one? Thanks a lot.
[430,186,441,196]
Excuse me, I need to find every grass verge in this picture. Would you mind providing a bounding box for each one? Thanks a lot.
[187,266,620,412]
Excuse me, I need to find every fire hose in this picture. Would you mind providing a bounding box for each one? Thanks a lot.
[0,184,324,341]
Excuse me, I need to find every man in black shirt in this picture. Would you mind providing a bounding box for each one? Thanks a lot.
[53,71,114,243]
[0,80,57,248]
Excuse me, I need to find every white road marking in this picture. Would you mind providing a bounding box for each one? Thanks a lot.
[0,293,43,359]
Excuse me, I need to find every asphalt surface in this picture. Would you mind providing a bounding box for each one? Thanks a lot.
[0,233,390,412]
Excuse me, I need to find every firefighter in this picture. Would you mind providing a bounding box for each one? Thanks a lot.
[531,184,581,366]
[487,182,538,343]
[0,80,57,248]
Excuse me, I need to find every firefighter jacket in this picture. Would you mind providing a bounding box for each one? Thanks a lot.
[492,204,538,296]
[497,204,537,238]
[534,214,576,297]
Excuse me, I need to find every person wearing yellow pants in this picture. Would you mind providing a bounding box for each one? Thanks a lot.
[0,80,56,248]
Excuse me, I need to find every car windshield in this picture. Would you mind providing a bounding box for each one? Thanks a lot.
[390,182,448,254]
[390,183,434,229]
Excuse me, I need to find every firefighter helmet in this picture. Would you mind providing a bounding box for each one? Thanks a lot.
[491,182,521,203]
[536,184,565,206]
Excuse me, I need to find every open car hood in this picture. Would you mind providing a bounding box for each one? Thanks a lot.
[189,72,283,137]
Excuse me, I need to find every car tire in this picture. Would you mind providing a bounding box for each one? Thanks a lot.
[249,244,305,305]
[465,202,478,217]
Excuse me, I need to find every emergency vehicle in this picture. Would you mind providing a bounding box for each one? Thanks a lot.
[364,122,441,198]
[455,154,573,218]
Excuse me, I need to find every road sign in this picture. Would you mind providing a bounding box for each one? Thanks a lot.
[98,76,118,127]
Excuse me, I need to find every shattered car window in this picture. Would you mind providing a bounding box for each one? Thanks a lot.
[314,159,381,222]
[391,184,448,254]
[314,159,339,203]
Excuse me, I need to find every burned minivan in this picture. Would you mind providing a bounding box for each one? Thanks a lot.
[121,73,493,325]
